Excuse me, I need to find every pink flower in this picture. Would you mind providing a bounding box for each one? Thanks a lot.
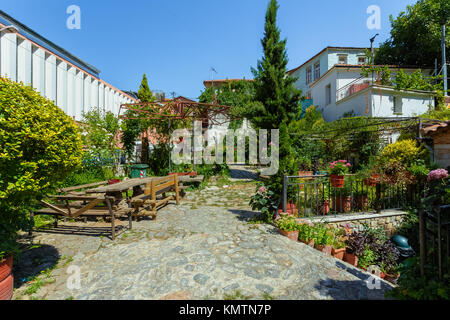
[339,160,347,164]
[427,169,448,182]
[269,141,274,146]
[346,163,351,167]
[258,186,267,194]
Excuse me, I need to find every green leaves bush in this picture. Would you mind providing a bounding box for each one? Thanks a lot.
[0,77,83,256]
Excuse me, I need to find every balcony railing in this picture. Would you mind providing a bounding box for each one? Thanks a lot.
[336,76,373,102]
[282,174,423,218]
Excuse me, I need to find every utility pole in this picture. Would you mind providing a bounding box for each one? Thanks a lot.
[442,24,448,96]
[370,34,379,84]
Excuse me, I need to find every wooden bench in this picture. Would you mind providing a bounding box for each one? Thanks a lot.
[31,194,133,240]
[177,175,204,197]
[130,175,180,219]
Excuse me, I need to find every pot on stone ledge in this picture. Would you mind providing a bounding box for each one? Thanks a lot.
[0,256,14,300]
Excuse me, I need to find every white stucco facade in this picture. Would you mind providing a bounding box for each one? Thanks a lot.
[308,66,435,122]
[0,12,136,121]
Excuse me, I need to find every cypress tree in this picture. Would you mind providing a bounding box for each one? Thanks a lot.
[248,0,302,195]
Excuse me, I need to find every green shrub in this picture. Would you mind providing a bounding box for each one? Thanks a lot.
[0,77,83,256]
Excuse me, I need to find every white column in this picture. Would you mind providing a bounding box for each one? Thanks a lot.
[75,70,83,120]
[45,53,57,102]
[98,83,105,112]
[83,74,91,114]
[56,60,67,112]
[90,78,98,110]
[67,66,76,119]
[0,31,17,81]
[32,46,45,94]
[17,38,32,85]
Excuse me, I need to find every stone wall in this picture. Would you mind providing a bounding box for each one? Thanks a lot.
[305,210,408,236]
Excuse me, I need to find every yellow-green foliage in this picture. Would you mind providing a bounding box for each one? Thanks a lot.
[0,77,83,245]
[378,139,427,166]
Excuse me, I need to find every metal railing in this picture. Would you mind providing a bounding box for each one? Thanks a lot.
[282,174,424,218]
[336,76,373,102]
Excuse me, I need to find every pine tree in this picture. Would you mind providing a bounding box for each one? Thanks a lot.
[247,0,302,195]
[248,0,301,130]
[138,74,155,103]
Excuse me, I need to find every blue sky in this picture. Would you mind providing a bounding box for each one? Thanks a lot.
[1,0,417,100]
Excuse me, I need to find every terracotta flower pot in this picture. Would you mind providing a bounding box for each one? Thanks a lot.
[363,174,378,187]
[277,202,298,216]
[330,175,345,188]
[333,196,352,212]
[279,229,299,241]
[332,247,346,260]
[300,239,315,247]
[354,195,369,211]
[0,256,14,300]
[344,252,358,266]
[319,201,330,215]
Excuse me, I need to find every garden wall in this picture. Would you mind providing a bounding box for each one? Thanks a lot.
[303,210,408,236]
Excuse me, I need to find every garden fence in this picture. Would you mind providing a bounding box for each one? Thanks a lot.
[282,174,424,217]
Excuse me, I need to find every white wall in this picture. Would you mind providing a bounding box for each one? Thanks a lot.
[32,46,45,94]
[56,60,67,113]
[67,66,76,118]
[371,90,433,118]
[0,32,17,81]
[44,53,56,102]
[0,31,135,121]
[17,38,32,85]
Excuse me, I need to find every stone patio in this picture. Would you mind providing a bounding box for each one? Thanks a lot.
[12,179,394,300]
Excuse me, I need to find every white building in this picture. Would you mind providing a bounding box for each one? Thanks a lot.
[288,47,436,122]
[0,10,136,121]
[308,65,435,122]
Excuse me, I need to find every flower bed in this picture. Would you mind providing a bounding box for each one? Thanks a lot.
[275,215,401,282]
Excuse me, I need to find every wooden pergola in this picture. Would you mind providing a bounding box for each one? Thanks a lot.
[118,99,240,171]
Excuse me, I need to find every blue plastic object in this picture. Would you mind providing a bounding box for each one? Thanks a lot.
[393,234,411,249]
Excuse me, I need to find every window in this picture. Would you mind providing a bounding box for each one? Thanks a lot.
[338,54,348,65]
[306,91,312,99]
[325,84,331,105]
[358,56,367,65]
[393,96,403,114]
[306,66,312,84]
[314,62,320,80]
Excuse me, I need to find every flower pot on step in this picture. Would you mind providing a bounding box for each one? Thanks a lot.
[330,175,345,188]
[343,252,358,266]
[319,201,330,215]
[277,202,298,216]
[363,174,378,187]
[332,247,346,260]
[354,195,369,211]
[279,229,299,241]
[333,196,352,213]
[0,256,14,300]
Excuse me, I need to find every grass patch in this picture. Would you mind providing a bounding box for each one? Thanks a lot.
[223,290,251,300]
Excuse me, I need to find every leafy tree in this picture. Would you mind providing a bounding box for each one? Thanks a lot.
[247,0,302,194]
[375,0,449,73]
[81,108,120,174]
[0,77,83,258]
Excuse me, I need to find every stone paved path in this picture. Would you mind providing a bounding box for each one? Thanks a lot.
[13,180,394,300]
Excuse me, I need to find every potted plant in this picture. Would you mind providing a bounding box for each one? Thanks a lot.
[344,231,367,266]
[249,185,279,222]
[313,223,334,255]
[332,183,352,213]
[331,228,347,260]
[318,185,331,215]
[329,160,351,188]
[353,189,369,211]
[0,240,18,301]
[298,223,315,247]
[275,215,299,241]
